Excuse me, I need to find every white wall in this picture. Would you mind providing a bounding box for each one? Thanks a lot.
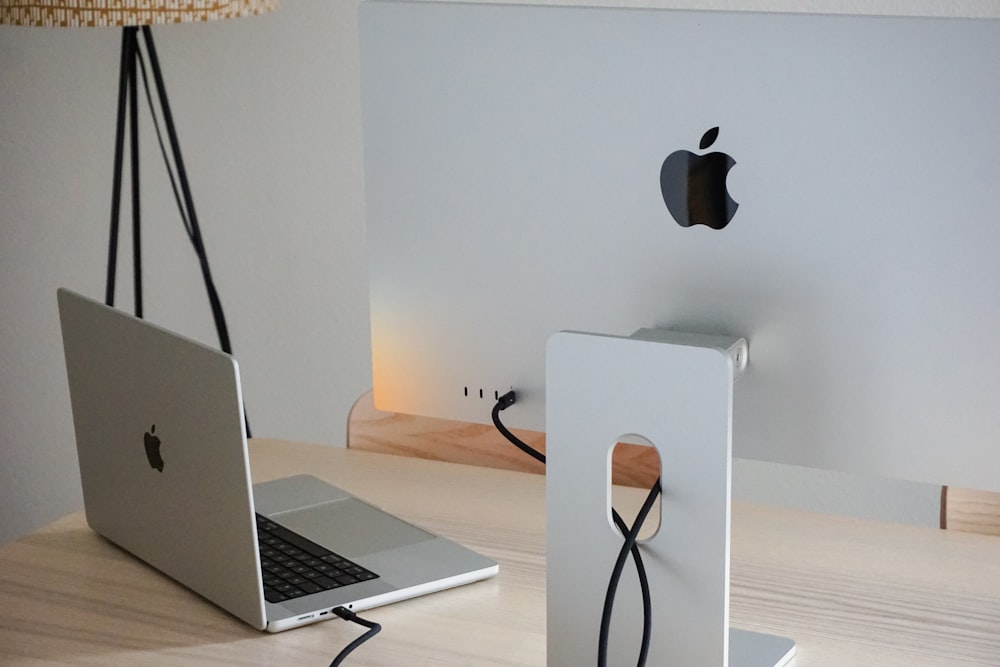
[2,0,995,544]
[0,1,372,544]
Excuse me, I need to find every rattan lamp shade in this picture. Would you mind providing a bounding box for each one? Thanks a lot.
[0,0,277,26]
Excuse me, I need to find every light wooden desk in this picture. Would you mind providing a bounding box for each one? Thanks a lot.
[2,439,999,666]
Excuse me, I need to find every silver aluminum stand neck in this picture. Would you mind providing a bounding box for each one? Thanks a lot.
[545,329,794,666]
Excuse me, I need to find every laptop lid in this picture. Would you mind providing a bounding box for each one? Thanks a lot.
[57,288,266,630]
[58,288,499,633]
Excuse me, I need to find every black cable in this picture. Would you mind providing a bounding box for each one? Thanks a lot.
[599,477,662,667]
[329,607,382,666]
[133,45,191,246]
[492,391,657,666]
[491,391,545,464]
[610,507,654,667]
[131,29,251,438]
[138,27,235,357]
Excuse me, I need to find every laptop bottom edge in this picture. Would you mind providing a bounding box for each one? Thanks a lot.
[265,564,499,633]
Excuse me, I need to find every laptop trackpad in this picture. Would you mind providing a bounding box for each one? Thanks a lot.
[274,499,435,558]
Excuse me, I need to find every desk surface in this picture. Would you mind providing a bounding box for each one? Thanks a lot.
[2,439,999,666]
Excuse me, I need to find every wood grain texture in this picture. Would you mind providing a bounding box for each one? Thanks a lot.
[943,486,1000,536]
[2,440,999,665]
[347,389,661,488]
[351,393,1000,535]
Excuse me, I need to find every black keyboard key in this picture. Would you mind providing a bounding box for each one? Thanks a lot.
[296,580,325,595]
[265,589,289,603]
[255,513,379,602]
[312,575,341,589]
[261,521,333,559]
[262,563,287,576]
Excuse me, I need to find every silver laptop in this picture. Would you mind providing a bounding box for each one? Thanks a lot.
[57,287,498,633]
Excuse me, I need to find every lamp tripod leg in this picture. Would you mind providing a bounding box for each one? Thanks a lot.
[129,29,142,319]
[103,26,250,437]
[105,27,137,309]
[139,26,234,357]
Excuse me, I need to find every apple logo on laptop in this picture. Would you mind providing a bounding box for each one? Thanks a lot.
[144,424,164,472]
[660,127,739,230]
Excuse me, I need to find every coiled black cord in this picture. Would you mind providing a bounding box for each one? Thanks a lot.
[599,477,662,667]
[492,391,660,666]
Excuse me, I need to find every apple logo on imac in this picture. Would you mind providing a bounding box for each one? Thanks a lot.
[144,424,164,472]
[660,127,739,229]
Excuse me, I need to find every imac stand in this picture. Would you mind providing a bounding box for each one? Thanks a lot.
[546,329,795,666]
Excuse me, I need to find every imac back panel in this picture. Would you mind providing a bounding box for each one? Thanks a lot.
[359,1,1000,491]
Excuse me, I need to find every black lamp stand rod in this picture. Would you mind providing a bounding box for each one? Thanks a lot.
[104,25,234,356]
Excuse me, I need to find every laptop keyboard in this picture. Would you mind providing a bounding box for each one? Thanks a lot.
[256,514,379,604]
